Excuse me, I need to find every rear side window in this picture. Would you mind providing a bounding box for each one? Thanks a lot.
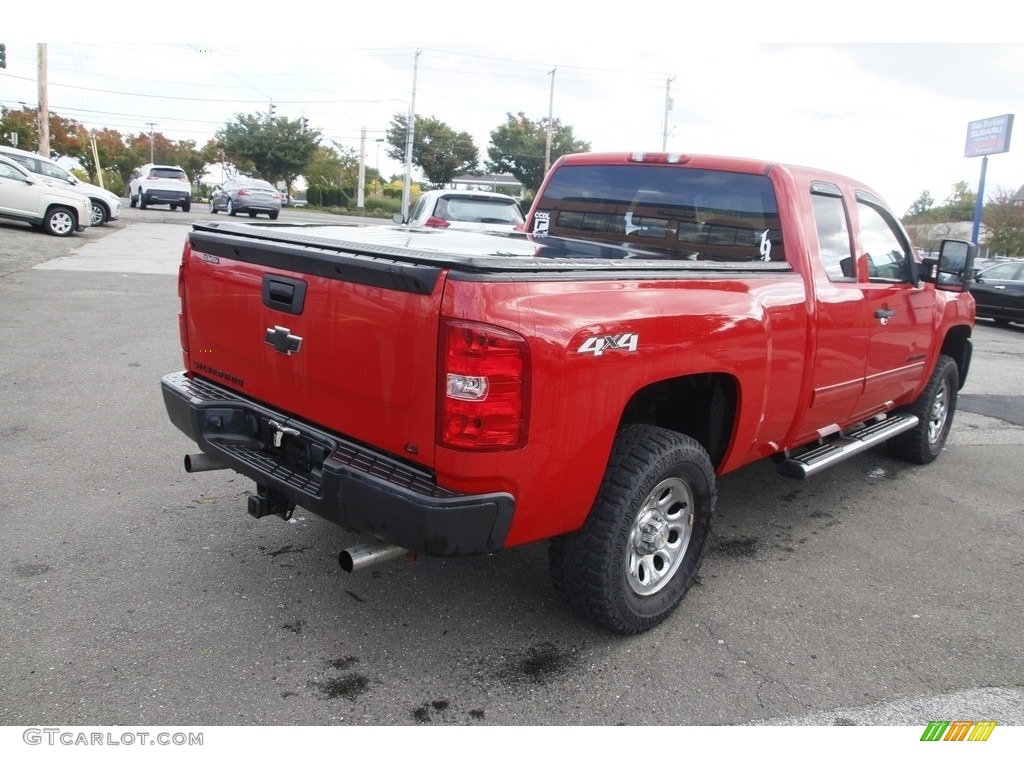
[811,191,855,281]
[531,164,785,263]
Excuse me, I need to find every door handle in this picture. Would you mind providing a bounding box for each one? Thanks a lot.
[875,308,895,320]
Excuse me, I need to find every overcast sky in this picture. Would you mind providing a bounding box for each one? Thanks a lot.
[3,6,1023,215]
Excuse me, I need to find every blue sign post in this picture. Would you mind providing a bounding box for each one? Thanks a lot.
[965,114,1014,244]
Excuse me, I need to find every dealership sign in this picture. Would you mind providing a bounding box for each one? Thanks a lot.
[964,114,1014,158]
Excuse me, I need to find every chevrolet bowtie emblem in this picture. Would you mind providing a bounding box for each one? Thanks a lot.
[265,325,303,355]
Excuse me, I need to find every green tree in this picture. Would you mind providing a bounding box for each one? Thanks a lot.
[943,181,976,222]
[174,139,219,190]
[68,128,129,190]
[384,113,479,186]
[486,112,590,194]
[216,112,320,192]
[904,190,935,220]
[983,188,1024,257]
[0,106,39,150]
[303,144,360,193]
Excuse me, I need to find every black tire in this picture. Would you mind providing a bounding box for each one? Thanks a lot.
[170,204,177,211]
[90,200,107,226]
[887,354,959,464]
[248,211,257,218]
[182,201,191,213]
[43,206,77,237]
[269,210,279,220]
[139,191,147,210]
[549,424,716,634]
[129,194,137,208]
[227,199,236,216]
[993,318,1010,328]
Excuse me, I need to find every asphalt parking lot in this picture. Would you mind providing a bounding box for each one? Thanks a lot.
[1,205,1022,728]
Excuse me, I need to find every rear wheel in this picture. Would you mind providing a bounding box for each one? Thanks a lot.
[182,200,191,213]
[887,354,959,464]
[248,211,257,218]
[138,190,147,209]
[269,210,279,220]
[43,206,77,237]
[549,424,715,634]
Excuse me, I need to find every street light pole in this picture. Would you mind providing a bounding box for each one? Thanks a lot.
[401,50,420,222]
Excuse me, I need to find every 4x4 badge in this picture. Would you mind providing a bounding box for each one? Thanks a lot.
[265,325,303,355]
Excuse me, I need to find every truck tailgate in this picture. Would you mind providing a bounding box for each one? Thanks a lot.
[181,226,445,467]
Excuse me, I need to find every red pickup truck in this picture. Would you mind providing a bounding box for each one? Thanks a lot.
[162,151,976,634]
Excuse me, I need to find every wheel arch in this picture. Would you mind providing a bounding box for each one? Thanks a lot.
[940,324,973,390]
[617,372,738,469]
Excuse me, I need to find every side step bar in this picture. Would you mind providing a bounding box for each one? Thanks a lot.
[776,414,920,479]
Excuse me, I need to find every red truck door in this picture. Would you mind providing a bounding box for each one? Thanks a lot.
[851,194,933,417]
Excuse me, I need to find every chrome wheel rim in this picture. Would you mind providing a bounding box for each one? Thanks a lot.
[91,203,104,226]
[626,477,694,596]
[928,378,951,447]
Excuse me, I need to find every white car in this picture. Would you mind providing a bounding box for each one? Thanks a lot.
[129,164,192,211]
[401,190,525,231]
[0,154,91,236]
[0,145,121,227]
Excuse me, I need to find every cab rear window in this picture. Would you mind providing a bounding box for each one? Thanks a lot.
[532,165,785,263]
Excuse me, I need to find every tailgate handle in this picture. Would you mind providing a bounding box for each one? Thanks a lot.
[262,275,307,315]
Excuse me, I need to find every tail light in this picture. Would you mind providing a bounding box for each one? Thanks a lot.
[178,242,190,369]
[439,320,529,450]
[424,216,450,228]
[237,188,249,196]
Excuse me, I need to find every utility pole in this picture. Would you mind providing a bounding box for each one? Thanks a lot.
[401,50,420,222]
[662,76,675,151]
[544,66,556,175]
[37,44,49,157]
[146,122,157,163]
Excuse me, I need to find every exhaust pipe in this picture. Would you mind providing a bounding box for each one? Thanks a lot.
[184,453,227,473]
[339,541,410,573]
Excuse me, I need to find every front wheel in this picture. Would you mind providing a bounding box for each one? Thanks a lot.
[549,424,715,634]
[887,354,959,464]
[44,206,77,237]
[90,200,107,226]
[209,199,217,213]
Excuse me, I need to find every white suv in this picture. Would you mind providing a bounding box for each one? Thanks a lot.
[0,154,91,236]
[129,164,192,211]
[0,145,122,227]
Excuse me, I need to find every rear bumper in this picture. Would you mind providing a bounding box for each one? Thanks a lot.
[141,188,190,204]
[161,372,515,556]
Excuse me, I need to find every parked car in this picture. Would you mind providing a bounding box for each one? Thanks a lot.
[969,260,1024,326]
[0,154,91,236]
[129,164,192,211]
[208,177,282,219]
[0,145,121,227]
[399,190,525,231]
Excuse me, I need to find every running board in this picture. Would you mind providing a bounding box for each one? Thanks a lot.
[775,414,920,479]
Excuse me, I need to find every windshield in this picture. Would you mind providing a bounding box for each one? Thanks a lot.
[532,164,785,263]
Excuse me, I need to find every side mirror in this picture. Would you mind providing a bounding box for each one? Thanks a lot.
[392,213,406,225]
[919,239,976,291]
